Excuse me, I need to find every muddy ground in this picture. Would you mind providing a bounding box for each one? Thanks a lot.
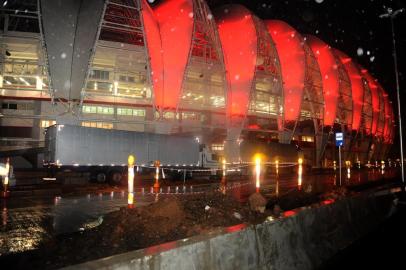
[0,178,398,270]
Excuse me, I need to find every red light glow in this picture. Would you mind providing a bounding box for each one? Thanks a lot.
[225,223,247,233]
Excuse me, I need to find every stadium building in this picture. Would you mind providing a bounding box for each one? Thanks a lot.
[0,0,395,168]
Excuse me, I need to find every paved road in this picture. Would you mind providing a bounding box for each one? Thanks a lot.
[0,168,399,256]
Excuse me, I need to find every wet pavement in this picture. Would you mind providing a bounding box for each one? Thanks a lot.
[0,167,400,256]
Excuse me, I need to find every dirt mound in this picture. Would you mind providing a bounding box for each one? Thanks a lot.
[248,193,267,213]
[141,196,185,237]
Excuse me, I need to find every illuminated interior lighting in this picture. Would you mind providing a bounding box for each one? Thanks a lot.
[36,76,43,90]
[19,77,30,86]
[114,81,118,95]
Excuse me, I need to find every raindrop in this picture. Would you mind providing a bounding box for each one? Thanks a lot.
[357,48,364,56]
[315,0,324,3]
[60,52,67,59]
[370,56,375,62]
[207,13,213,20]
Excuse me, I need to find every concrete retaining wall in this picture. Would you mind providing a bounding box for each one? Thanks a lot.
[63,190,398,270]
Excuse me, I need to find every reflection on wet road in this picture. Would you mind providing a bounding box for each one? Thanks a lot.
[0,168,399,256]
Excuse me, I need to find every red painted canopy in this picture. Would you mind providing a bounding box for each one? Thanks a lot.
[265,20,305,122]
[215,5,257,117]
[361,69,380,135]
[306,35,340,127]
[141,0,163,107]
[144,0,194,109]
[334,50,363,131]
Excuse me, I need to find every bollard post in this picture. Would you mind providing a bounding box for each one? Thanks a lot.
[153,160,160,193]
[127,155,135,208]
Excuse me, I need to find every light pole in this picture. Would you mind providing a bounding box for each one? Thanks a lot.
[379,8,405,185]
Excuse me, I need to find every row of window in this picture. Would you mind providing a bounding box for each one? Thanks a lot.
[39,120,113,130]
[82,121,113,129]
[89,70,146,83]
[41,120,56,128]
[1,102,34,110]
[82,106,145,117]
[211,144,224,151]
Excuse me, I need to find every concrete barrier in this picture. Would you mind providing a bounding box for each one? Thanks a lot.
[62,190,398,270]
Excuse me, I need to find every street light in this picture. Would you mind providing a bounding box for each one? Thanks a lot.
[379,7,405,185]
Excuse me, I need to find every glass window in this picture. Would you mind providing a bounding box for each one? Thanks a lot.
[41,120,56,128]
[117,108,145,117]
[211,144,224,151]
[90,70,109,80]
[82,121,113,129]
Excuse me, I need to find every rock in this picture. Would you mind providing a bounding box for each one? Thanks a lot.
[248,193,267,213]
[233,212,242,220]
[273,204,282,216]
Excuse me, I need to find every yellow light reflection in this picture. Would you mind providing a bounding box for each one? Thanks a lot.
[255,155,261,192]
[222,158,226,177]
[298,158,302,190]
[128,155,135,206]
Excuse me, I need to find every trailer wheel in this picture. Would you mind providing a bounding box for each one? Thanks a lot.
[95,172,107,183]
[109,171,123,185]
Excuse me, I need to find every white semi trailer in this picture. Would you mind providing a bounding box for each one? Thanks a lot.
[44,125,220,184]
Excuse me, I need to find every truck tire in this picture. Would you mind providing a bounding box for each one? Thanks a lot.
[95,172,107,183]
[109,171,123,186]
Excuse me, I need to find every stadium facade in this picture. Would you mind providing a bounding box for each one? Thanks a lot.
[0,0,395,168]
